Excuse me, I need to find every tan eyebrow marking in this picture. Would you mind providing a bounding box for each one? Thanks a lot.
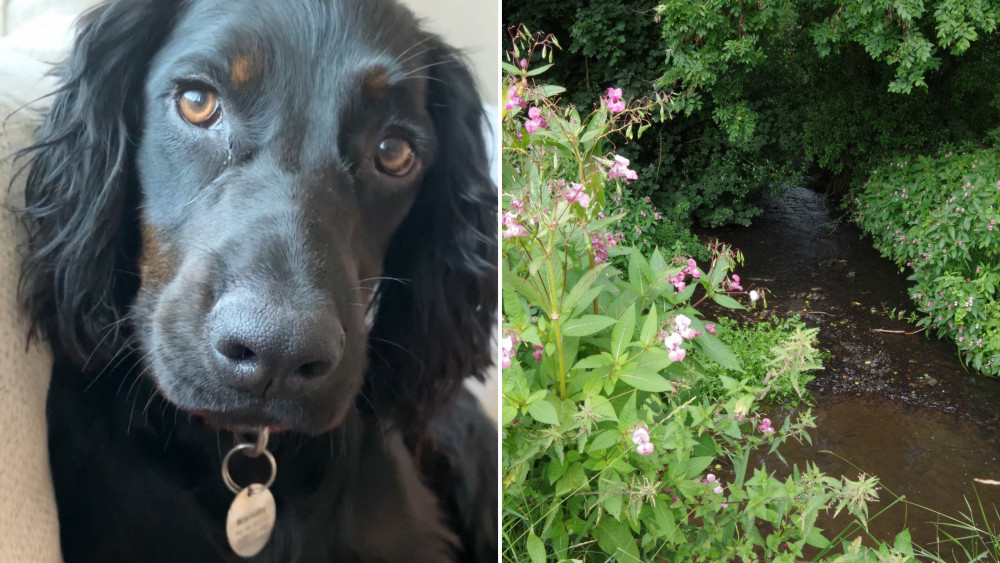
[362,66,390,97]
[230,55,256,86]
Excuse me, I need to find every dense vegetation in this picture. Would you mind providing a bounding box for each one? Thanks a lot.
[501,30,913,561]
[503,0,1000,227]
[853,146,1000,376]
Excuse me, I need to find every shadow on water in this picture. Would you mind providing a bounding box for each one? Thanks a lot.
[700,185,1000,557]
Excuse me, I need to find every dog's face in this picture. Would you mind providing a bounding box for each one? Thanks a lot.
[20,0,496,436]
[132,0,442,432]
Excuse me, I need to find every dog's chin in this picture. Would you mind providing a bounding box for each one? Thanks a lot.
[150,376,354,436]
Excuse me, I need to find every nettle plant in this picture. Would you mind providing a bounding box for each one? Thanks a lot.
[501,26,904,563]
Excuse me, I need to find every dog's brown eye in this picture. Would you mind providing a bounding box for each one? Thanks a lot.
[375,137,415,176]
[177,89,220,126]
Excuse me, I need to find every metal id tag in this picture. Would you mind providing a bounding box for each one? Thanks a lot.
[226,484,277,557]
[222,429,277,558]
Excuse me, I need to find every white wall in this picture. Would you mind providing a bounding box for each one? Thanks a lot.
[2,0,499,105]
[401,0,499,104]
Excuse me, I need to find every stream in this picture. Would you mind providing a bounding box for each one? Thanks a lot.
[701,186,1000,558]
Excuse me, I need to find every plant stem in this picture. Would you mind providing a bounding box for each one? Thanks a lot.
[552,317,567,399]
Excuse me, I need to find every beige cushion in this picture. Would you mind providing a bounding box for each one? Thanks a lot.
[0,47,61,562]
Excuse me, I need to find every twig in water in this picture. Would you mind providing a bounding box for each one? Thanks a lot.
[871,328,925,336]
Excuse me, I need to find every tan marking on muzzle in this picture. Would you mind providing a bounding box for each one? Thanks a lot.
[139,221,178,290]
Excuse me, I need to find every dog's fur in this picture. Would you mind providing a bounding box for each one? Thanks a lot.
[15,0,497,561]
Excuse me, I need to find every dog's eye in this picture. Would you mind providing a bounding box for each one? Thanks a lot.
[177,89,221,127]
[375,137,415,177]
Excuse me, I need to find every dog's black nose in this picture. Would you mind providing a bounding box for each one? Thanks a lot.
[208,291,343,396]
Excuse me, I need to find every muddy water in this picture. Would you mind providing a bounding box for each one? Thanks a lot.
[702,186,1000,555]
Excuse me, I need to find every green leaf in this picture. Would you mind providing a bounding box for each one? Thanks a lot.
[503,266,548,312]
[527,400,560,425]
[627,251,654,297]
[525,63,554,77]
[711,293,746,310]
[805,526,830,549]
[639,304,658,346]
[590,395,618,421]
[593,519,640,562]
[616,393,638,431]
[619,368,673,393]
[587,429,621,452]
[533,84,566,98]
[561,315,616,337]
[561,264,609,314]
[694,332,742,371]
[600,477,624,520]
[526,530,547,563]
[586,212,627,233]
[893,529,912,553]
[709,255,731,287]
[555,463,589,496]
[610,305,636,361]
[572,353,615,371]
[503,288,528,327]
[682,456,715,480]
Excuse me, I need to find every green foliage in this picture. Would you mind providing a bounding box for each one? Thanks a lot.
[504,0,1000,227]
[700,316,821,402]
[602,185,709,262]
[852,145,1000,376]
[501,32,903,562]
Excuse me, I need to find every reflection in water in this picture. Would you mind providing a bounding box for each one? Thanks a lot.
[702,186,1000,554]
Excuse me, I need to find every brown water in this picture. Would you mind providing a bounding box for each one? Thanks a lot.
[702,186,1000,558]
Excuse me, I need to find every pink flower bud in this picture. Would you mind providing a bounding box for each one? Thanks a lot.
[631,427,650,445]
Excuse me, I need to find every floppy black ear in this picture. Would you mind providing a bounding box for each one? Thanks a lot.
[16,0,177,366]
[366,41,497,428]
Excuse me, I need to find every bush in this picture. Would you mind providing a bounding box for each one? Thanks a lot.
[852,145,1000,376]
[699,316,820,403]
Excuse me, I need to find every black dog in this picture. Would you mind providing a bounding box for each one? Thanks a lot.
[15,0,497,561]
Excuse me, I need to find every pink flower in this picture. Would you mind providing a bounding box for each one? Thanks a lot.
[713,485,724,495]
[532,344,543,362]
[757,418,775,435]
[607,155,638,181]
[705,323,717,335]
[726,274,743,292]
[502,212,528,239]
[632,427,650,445]
[721,503,729,509]
[500,337,515,369]
[565,183,591,208]
[636,442,654,455]
[519,58,528,69]
[523,106,547,133]
[504,87,526,111]
[674,314,693,335]
[703,474,717,484]
[664,332,683,351]
[602,87,626,113]
[668,348,686,362]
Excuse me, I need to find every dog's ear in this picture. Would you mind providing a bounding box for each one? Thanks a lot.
[366,41,497,428]
[16,0,176,366]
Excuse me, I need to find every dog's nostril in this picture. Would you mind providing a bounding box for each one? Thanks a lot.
[218,340,257,363]
[295,360,332,379]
